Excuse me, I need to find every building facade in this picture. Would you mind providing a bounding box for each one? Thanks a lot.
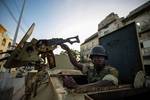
[80,32,98,62]
[80,1,150,65]
[123,1,150,65]
[0,24,12,71]
[123,1,150,33]
[80,13,123,63]
[0,24,12,53]
[98,12,124,38]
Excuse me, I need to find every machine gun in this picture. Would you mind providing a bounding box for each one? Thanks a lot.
[0,23,80,69]
[36,35,80,53]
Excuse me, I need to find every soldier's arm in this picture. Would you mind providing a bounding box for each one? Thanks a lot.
[102,67,119,85]
[60,44,83,71]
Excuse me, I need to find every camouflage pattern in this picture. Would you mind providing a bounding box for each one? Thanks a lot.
[83,65,118,83]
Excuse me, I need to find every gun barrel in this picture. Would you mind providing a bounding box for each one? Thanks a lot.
[37,36,80,46]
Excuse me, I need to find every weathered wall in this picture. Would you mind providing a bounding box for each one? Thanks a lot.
[80,35,98,62]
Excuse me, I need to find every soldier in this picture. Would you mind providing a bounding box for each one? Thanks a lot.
[60,44,119,89]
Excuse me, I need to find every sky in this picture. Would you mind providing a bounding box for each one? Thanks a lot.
[0,0,149,54]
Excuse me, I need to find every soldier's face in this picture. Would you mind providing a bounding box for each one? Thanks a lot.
[91,55,105,66]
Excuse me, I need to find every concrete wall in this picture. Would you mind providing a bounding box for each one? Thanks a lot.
[98,19,123,38]
[80,36,99,62]
[98,13,123,38]
[125,10,150,33]
[0,26,12,54]
[0,25,12,72]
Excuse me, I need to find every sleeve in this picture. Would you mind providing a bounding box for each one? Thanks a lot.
[102,74,118,85]
[109,67,119,78]
[102,67,119,85]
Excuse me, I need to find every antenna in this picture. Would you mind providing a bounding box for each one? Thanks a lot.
[13,0,26,46]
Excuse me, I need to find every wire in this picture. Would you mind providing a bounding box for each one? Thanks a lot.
[13,0,28,31]
[14,0,27,27]
[0,0,26,33]
[14,0,21,14]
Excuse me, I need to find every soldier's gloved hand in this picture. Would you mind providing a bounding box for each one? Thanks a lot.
[63,76,78,89]
[60,44,70,51]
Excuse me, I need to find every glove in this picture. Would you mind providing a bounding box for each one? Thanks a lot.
[63,76,78,89]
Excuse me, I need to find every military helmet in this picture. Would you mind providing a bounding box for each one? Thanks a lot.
[89,45,107,59]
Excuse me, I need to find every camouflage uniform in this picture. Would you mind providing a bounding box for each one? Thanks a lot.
[83,64,119,85]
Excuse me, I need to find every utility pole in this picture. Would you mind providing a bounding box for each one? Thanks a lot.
[13,0,26,46]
